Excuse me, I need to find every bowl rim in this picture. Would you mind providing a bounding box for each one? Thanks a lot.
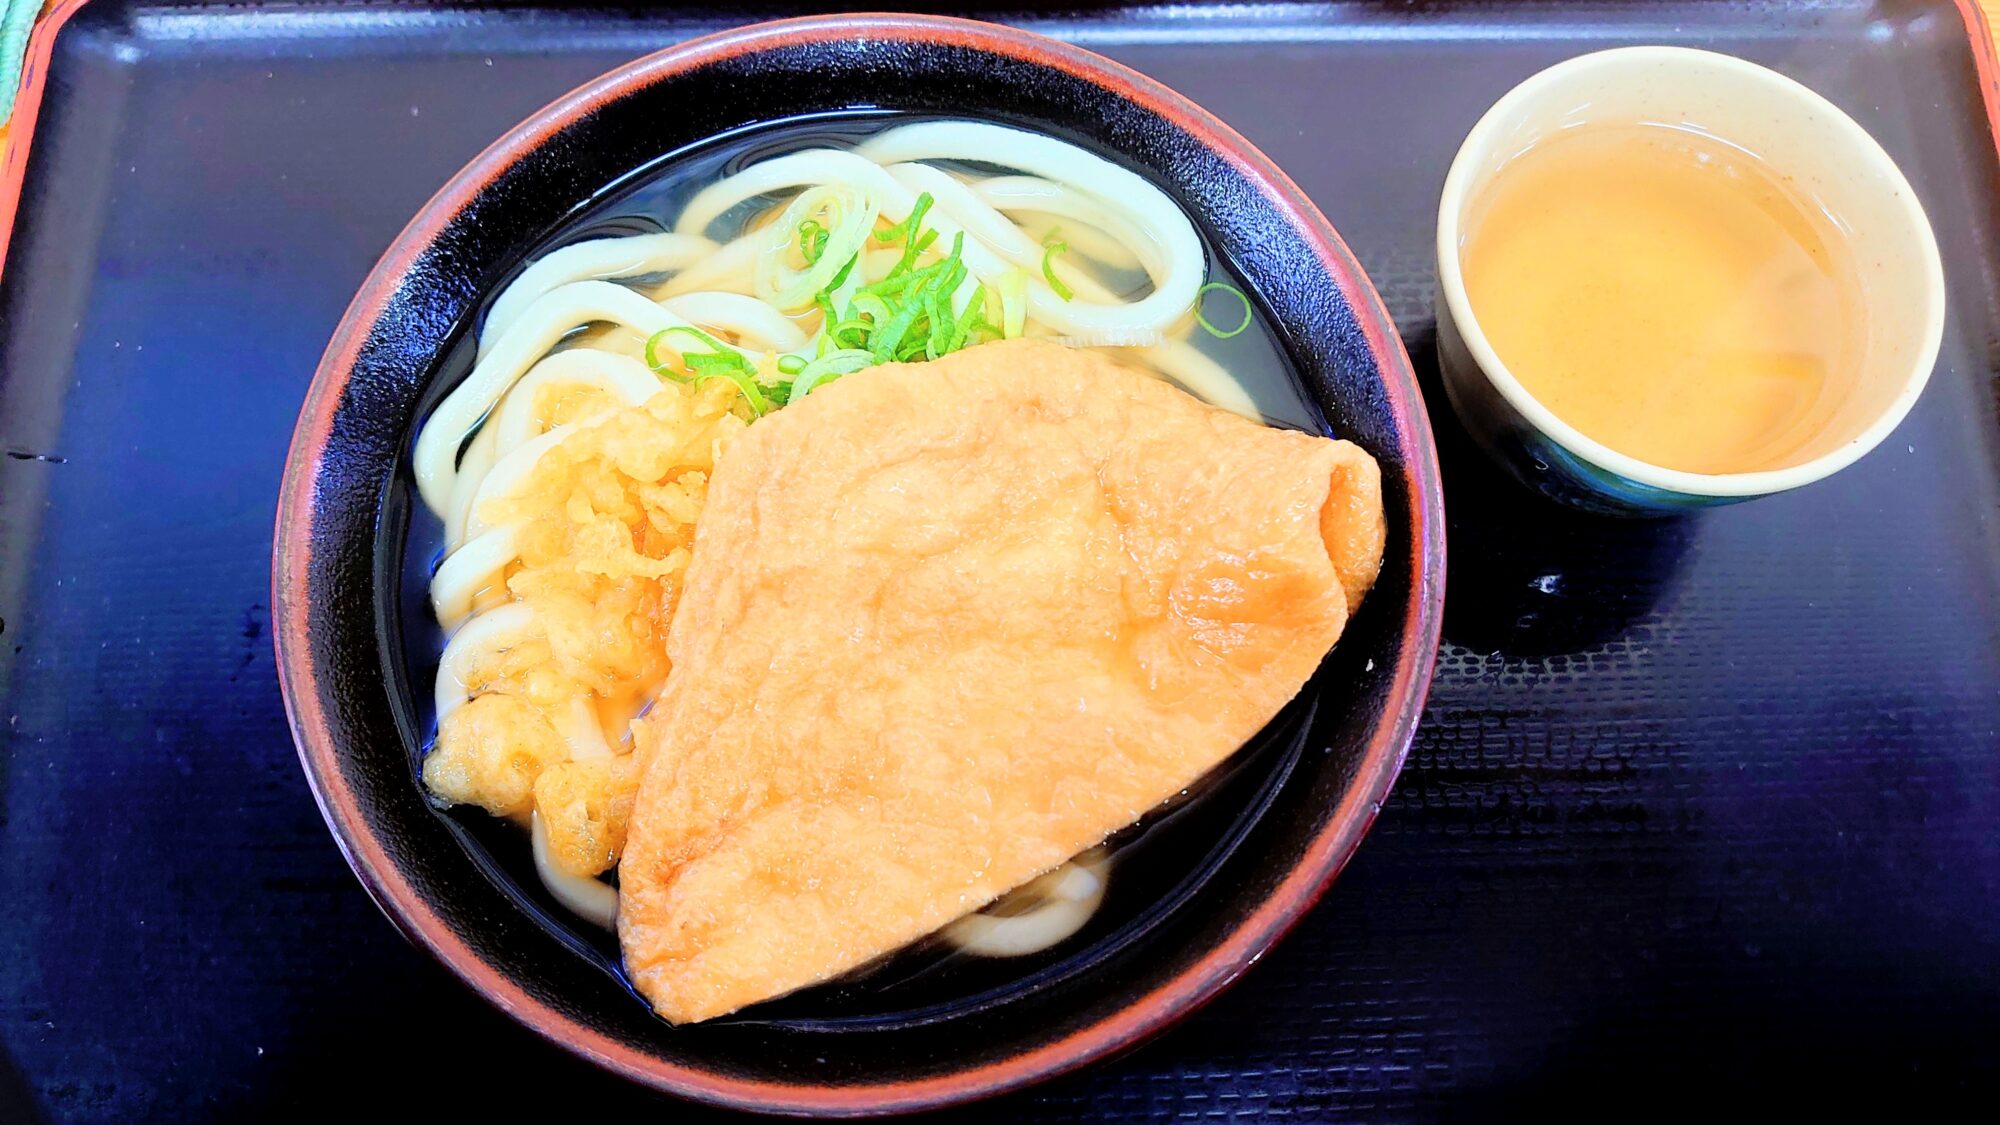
[273,12,1445,1115]
[1434,44,1948,499]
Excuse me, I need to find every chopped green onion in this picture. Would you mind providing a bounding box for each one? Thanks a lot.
[1042,239,1074,302]
[790,349,874,398]
[644,325,773,418]
[849,293,892,325]
[829,318,874,348]
[876,192,934,245]
[643,328,677,374]
[776,201,1000,405]
[926,283,953,359]
[1194,281,1253,339]
[859,258,947,298]
[645,325,752,380]
[684,365,770,417]
[798,219,829,266]
[998,269,1028,339]
[810,253,858,337]
[949,283,990,352]
[647,325,734,364]
[870,287,929,363]
[683,352,735,376]
[886,194,939,277]
[825,253,857,292]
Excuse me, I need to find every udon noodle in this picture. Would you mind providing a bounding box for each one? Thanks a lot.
[416,120,1259,955]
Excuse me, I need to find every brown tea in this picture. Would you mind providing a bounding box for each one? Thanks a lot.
[1461,122,1865,474]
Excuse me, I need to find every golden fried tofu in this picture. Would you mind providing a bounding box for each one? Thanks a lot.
[618,338,1384,1023]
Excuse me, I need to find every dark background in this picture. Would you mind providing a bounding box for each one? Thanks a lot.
[2,2,1997,1119]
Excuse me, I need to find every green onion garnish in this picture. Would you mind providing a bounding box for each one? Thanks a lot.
[830,317,875,349]
[790,349,874,399]
[1194,281,1253,339]
[876,192,934,246]
[1042,239,1074,302]
[798,219,829,266]
[998,270,1028,339]
[950,283,991,352]
[870,287,930,363]
[692,368,770,417]
[647,325,746,382]
[825,252,857,292]
[770,193,1002,411]
[646,325,737,368]
[644,325,773,415]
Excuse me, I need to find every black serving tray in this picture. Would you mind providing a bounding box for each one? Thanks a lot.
[3,2,1998,1119]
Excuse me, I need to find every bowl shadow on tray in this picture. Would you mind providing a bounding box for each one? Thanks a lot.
[1412,331,1697,659]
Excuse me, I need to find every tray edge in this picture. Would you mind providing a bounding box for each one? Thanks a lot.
[5,0,2000,286]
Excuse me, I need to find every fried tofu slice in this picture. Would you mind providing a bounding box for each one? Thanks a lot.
[618,338,1384,1023]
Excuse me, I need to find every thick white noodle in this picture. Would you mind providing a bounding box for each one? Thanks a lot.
[434,601,539,721]
[415,281,698,514]
[1113,338,1261,421]
[491,351,661,455]
[434,607,614,760]
[672,147,1022,290]
[855,121,1201,338]
[554,696,615,763]
[661,291,809,351]
[659,231,761,297]
[752,184,881,311]
[675,150,905,236]
[442,422,501,552]
[531,811,618,929]
[942,852,1111,957]
[431,526,519,630]
[461,418,600,543]
[885,163,1042,270]
[974,175,1148,272]
[480,232,716,357]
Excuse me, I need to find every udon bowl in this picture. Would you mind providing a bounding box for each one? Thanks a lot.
[274,13,1443,1115]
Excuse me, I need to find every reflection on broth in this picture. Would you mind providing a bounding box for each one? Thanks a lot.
[1461,122,1866,475]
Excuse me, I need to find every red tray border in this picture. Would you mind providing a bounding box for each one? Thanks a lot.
[0,0,89,283]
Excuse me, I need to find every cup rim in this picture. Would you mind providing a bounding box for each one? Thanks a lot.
[1435,44,1947,498]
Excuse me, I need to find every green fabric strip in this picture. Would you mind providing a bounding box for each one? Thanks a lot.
[2,0,43,125]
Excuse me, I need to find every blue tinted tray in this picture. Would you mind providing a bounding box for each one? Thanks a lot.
[2,1,1997,1118]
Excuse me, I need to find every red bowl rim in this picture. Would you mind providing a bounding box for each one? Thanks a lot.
[273,12,1445,1116]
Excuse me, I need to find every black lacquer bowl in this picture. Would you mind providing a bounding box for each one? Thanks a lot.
[273,13,1444,1115]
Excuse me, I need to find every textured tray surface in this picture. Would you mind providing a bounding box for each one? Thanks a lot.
[2,2,1997,1119]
